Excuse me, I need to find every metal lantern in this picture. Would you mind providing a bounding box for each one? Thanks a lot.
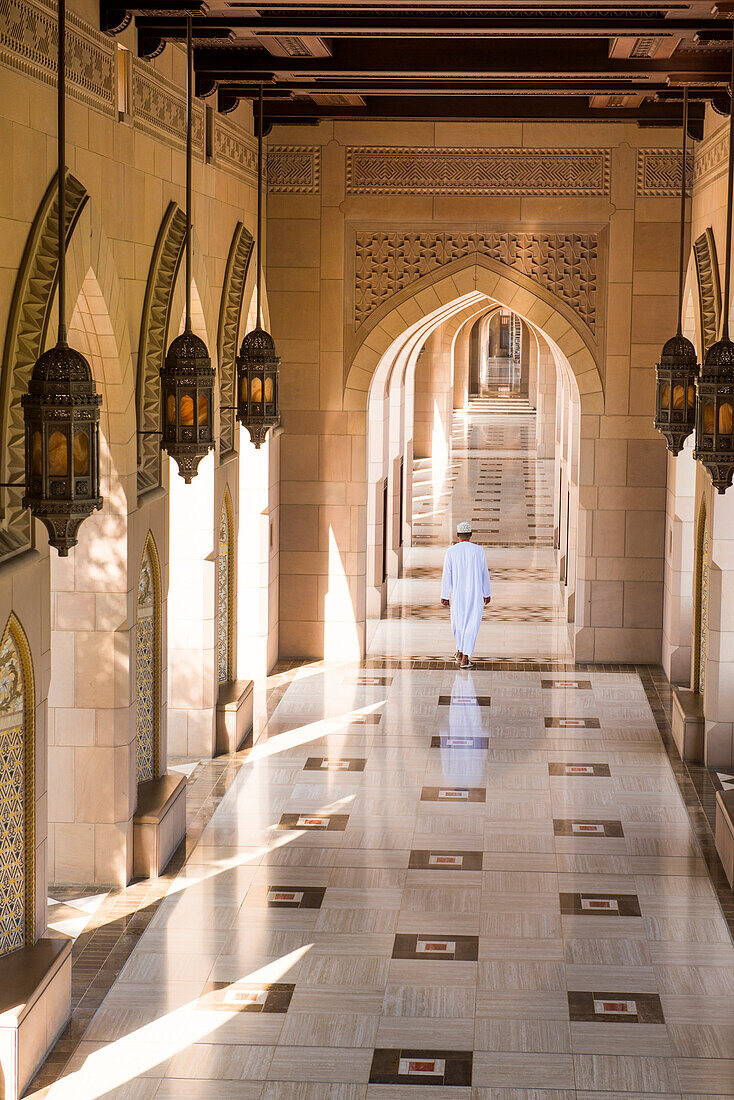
[236,327,280,447]
[160,16,216,482]
[236,84,281,449]
[22,342,102,556]
[160,330,216,483]
[654,89,699,456]
[20,0,103,555]
[654,333,699,455]
[693,336,734,493]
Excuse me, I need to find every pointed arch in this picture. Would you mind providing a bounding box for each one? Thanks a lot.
[136,532,162,783]
[0,612,35,954]
[218,486,235,683]
[693,502,709,697]
[345,254,603,414]
[693,229,721,356]
[218,224,254,457]
[0,171,89,560]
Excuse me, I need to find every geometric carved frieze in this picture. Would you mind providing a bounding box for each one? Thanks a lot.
[346,147,611,197]
[267,145,322,193]
[636,149,688,197]
[137,203,186,497]
[354,230,598,333]
[214,116,257,183]
[693,125,729,190]
[0,172,89,562]
[218,223,254,457]
[132,59,204,152]
[0,0,115,117]
[693,228,721,356]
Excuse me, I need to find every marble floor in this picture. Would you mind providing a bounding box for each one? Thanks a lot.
[31,398,734,1098]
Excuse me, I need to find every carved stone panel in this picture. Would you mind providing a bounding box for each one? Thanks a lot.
[0,173,88,562]
[636,149,687,196]
[218,223,254,457]
[353,230,598,333]
[693,228,721,355]
[137,203,186,496]
[267,146,322,193]
[346,147,611,197]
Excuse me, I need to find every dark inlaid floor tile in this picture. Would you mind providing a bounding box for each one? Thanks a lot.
[549,762,611,778]
[421,786,487,803]
[438,695,491,706]
[369,1048,473,1086]
[304,757,367,772]
[545,716,601,729]
[541,679,593,690]
[431,735,489,749]
[560,892,641,917]
[265,886,327,909]
[278,813,349,831]
[356,676,393,685]
[568,990,665,1024]
[409,850,483,872]
[200,981,296,1013]
[392,933,479,961]
[553,818,624,838]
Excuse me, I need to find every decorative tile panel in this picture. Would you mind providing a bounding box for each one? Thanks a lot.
[347,146,611,197]
[136,539,159,783]
[267,145,321,193]
[354,229,598,333]
[217,496,232,684]
[0,629,26,955]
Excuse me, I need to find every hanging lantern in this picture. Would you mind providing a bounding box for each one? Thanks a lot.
[654,89,700,456]
[160,329,215,483]
[693,49,734,494]
[160,16,215,481]
[654,334,699,455]
[693,336,734,493]
[21,0,103,555]
[236,327,280,447]
[236,84,281,448]
[22,342,102,556]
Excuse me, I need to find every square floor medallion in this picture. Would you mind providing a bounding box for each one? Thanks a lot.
[200,982,296,1013]
[549,762,611,777]
[431,735,489,749]
[553,818,624,838]
[568,990,665,1024]
[421,786,486,803]
[560,892,641,916]
[409,850,483,871]
[392,933,479,960]
[278,813,349,831]
[303,757,367,772]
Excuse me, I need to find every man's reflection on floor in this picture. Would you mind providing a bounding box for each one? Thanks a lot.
[438,672,487,787]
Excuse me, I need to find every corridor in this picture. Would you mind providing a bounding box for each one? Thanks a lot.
[34,403,734,1098]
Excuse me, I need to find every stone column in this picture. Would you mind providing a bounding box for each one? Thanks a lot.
[662,440,696,684]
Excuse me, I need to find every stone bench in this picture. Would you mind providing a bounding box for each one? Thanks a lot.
[672,687,704,762]
[216,678,254,755]
[133,772,186,879]
[0,935,71,1100]
[716,788,734,889]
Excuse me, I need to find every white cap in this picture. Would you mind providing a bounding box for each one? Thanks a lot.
[456,521,472,534]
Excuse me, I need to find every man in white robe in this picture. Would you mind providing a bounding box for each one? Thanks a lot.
[441,521,492,668]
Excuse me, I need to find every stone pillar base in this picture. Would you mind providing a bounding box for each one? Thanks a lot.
[0,936,72,1100]
[672,687,704,762]
[716,789,734,888]
[216,679,254,755]
[133,774,186,879]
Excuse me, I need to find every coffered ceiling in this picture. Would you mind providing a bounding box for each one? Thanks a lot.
[100,1,734,134]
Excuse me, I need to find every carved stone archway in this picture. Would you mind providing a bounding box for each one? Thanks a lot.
[0,172,88,560]
[218,223,253,457]
[693,229,721,356]
[345,254,603,415]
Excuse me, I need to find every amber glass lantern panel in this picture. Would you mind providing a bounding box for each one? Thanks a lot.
[73,430,89,475]
[719,402,734,436]
[48,430,68,476]
[704,403,716,433]
[250,376,263,403]
[660,384,671,410]
[688,384,695,410]
[672,384,685,410]
[167,394,176,425]
[180,393,195,427]
[264,376,274,402]
[31,430,42,476]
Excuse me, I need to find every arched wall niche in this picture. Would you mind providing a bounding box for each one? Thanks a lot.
[0,612,35,955]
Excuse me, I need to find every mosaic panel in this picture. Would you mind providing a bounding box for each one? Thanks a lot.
[136,545,156,783]
[218,501,231,684]
[0,631,26,954]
